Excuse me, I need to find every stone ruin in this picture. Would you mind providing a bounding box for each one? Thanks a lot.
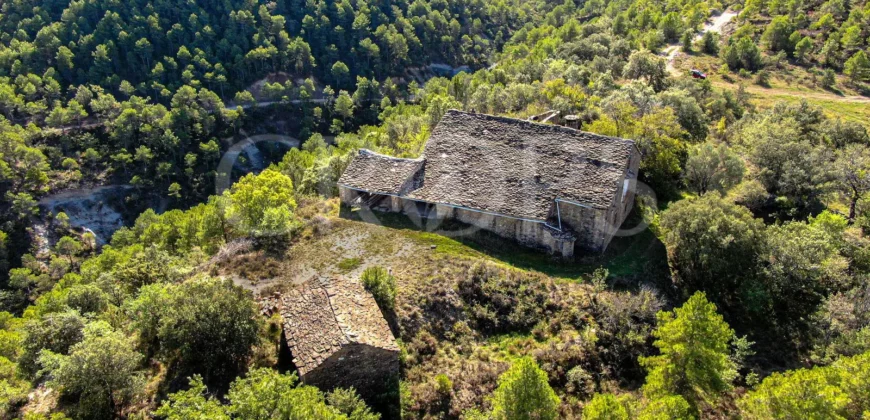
[259,277,399,399]
[338,110,641,258]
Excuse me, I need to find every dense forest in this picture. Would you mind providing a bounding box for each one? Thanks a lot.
[0,0,869,417]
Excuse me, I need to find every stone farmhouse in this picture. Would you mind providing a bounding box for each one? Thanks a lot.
[338,110,641,258]
[260,277,399,398]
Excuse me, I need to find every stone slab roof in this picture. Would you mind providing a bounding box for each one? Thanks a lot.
[407,110,636,220]
[338,149,424,195]
[260,278,398,376]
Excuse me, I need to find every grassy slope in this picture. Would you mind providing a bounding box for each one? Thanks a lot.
[674,52,870,126]
[223,206,667,288]
[212,199,670,416]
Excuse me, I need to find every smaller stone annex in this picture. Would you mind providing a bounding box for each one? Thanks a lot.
[337,110,642,258]
[259,277,399,397]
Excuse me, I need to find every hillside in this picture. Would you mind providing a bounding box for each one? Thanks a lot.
[0,0,869,418]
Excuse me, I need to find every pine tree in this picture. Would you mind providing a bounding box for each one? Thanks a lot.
[491,357,560,420]
[640,292,737,409]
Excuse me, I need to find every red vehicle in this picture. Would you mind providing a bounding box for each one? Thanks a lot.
[691,69,707,79]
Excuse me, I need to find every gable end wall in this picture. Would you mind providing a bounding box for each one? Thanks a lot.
[301,343,399,400]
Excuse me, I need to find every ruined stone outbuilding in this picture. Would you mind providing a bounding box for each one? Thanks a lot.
[338,110,641,258]
[260,277,399,398]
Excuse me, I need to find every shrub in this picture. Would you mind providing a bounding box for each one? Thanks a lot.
[659,193,764,317]
[157,368,376,419]
[158,277,261,384]
[326,388,380,420]
[683,142,745,195]
[638,395,693,420]
[361,266,397,312]
[738,353,870,419]
[566,366,595,397]
[0,356,28,414]
[755,70,770,86]
[702,31,719,55]
[728,179,770,212]
[582,393,634,419]
[458,263,556,334]
[435,374,453,396]
[227,169,298,238]
[822,69,837,89]
[593,287,664,381]
[338,257,362,272]
[20,310,86,376]
[721,37,763,71]
[64,284,109,315]
[39,322,144,420]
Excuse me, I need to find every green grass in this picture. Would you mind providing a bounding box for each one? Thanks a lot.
[753,93,870,126]
[484,333,540,359]
[337,257,363,272]
[339,206,668,283]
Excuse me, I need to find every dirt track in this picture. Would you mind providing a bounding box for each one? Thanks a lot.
[664,10,738,75]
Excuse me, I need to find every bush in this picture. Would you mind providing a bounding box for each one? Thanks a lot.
[760,221,849,333]
[158,277,261,384]
[592,287,664,381]
[157,368,377,419]
[683,142,745,195]
[0,356,28,414]
[638,395,692,420]
[326,388,380,420]
[739,352,870,419]
[822,69,837,89]
[659,193,764,319]
[728,179,770,212]
[702,31,719,55]
[566,366,595,397]
[721,37,763,71]
[39,322,144,420]
[582,393,634,419]
[435,374,453,396]
[361,266,397,312]
[755,70,770,87]
[457,263,556,334]
[20,310,86,376]
[64,284,109,315]
[338,258,362,272]
[228,169,298,238]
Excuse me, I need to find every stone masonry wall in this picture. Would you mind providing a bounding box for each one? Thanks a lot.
[557,203,607,251]
[558,147,640,252]
[339,185,361,205]
[428,203,574,256]
[302,343,400,400]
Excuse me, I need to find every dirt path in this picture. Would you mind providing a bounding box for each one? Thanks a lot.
[664,11,738,75]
